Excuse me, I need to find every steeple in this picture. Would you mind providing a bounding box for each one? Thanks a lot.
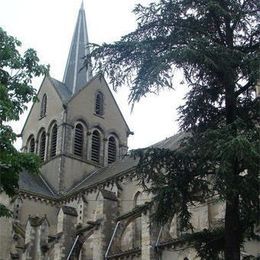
[63,1,92,94]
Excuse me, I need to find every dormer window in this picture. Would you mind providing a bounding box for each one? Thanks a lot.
[95,91,104,116]
[40,94,47,118]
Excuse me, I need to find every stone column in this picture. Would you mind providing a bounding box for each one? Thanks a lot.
[103,138,108,166]
[92,196,104,260]
[0,194,13,260]
[45,133,50,161]
[92,190,119,260]
[55,206,78,259]
[141,212,153,260]
[86,131,92,161]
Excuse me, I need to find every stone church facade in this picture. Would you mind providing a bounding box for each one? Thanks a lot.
[0,3,259,260]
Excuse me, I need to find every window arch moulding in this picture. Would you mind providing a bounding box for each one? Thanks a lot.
[27,135,35,153]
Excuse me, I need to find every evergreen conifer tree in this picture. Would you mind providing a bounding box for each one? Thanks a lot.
[86,1,259,259]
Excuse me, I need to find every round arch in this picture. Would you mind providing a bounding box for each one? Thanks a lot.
[26,134,35,153]
[47,120,58,134]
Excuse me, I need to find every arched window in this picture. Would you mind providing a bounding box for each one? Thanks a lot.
[74,124,84,157]
[40,94,47,118]
[28,136,35,153]
[91,130,101,163]
[95,92,104,115]
[108,136,117,164]
[39,131,46,161]
[50,124,57,158]
[134,191,144,208]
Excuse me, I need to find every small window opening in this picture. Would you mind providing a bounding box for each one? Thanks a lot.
[91,130,101,163]
[40,94,47,118]
[95,92,104,115]
[74,124,84,156]
[39,131,46,161]
[50,124,57,158]
[108,136,117,164]
[29,137,35,153]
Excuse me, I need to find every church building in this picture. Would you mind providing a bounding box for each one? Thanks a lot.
[0,3,259,260]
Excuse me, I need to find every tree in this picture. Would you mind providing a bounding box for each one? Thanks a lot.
[0,27,48,217]
[86,0,260,259]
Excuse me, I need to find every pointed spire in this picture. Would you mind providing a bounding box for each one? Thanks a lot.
[63,1,92,94]
[80,0,84,10]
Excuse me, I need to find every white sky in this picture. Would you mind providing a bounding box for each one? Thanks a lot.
[0,0,188,150]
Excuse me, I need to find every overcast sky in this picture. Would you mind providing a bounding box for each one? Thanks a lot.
[0,0,188,150]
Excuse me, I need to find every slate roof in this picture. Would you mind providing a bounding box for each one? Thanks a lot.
[66,132,186,195]
[61,206,78,216]
[67,156,138,195]
[19,132,187,199]
[151,132,187,150]
[49,77,72,103]
[19,171,57,198]
[100,190,118,201]
[28,216,49,227]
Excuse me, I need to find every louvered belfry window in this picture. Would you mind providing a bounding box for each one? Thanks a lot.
[91,130,101,163]
[108,136,117,164]
[40,94,47,117]
[74,124,84,157]
[29,137,35,153]
[50,124,57,158]
[95,92,104,115]
[39,131,46,161]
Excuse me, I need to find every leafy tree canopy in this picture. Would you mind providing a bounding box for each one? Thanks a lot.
[0,27,48,217]
[87,0,259,259]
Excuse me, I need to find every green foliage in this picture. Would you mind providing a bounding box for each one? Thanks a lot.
[87,0,259,258]
[178,228,226,260]
[0,27,47,217]
[132,144,211,228]
[87,0,259,103]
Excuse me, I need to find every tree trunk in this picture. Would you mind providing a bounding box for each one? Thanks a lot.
[224,83,241,260]
[224,195,241,260]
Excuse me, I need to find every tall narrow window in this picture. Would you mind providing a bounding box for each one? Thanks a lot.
[108,136,117,164]
[29,137,35,153]
[50,124,57,158]
[39,131,46,161]
[74,124,84,157]
[91,130,100,163]
[95,92,104,115]
[40,94,47,118]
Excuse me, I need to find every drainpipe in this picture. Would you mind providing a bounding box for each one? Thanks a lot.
[155,226,163,248]
[105,221,120,260]
[155,226,163,259]
[66,235,79,260]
